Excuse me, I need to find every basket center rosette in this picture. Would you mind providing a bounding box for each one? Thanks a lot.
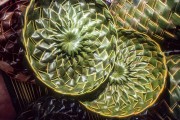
[22,0,117,96]
[81,29,167,118]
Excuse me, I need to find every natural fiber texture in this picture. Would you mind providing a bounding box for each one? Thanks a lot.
[0,0,178,119]
[81,29,167,118]
[22,0,168,118]
[136,54,180,120]
[7,78,50,112]
[23,0,117,96]
[166,55,180,119]
[0,0,34,82]
[0,0,26,70]
[16,96,88,120]
[16,96,113,120]
[110,0,180,46]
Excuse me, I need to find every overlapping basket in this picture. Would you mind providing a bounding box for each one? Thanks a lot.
[22,0,167,118]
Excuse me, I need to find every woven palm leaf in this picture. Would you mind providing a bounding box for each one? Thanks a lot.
[23,0,117,96]
[81,29,167,118]
[110,0,180,47]
[0,0,34,82]
[16,96,115,120]
[166,55,180,119]
[16,96,88,120]
[136,54,180,120]
[0,0,27,70]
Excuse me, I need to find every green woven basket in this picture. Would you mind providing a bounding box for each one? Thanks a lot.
[110,0,180,46]
[22,0,117,96]
[81,29,167,118]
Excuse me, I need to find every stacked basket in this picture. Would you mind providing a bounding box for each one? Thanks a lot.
[0,0,179,120]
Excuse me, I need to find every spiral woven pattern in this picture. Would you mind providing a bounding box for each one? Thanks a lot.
[82,29,167,118]
[23,0,117,96]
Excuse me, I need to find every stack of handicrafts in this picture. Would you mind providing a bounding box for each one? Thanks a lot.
[22,0,167,118]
